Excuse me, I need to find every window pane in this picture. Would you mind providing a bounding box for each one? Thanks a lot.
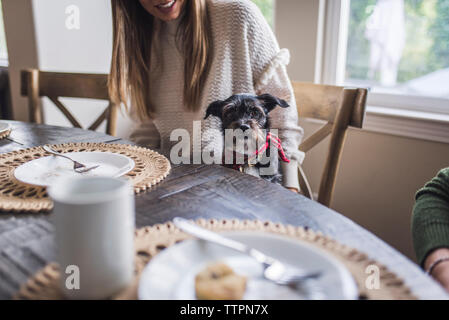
[345,0,449,100]
[0,0,7,61]
[252,0,274,28]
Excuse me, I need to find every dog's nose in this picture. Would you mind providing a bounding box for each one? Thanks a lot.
[240,124,250,131]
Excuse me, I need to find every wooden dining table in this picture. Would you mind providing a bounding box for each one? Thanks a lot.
[0,120,447,300]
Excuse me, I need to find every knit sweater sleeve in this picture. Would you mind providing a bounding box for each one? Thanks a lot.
[242,1,305,189]
[412,167,449,267]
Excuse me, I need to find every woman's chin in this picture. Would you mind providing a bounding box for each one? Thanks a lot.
[160,15,180,21]
[154,11,181,22]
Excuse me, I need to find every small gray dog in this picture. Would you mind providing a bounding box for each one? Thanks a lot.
[204,93,291,184]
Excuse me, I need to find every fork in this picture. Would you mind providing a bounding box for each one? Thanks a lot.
[173,217,323,288]
[42,145,99,173]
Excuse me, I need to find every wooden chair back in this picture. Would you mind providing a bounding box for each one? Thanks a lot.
[20,69,118,135]
[293,81,368,207]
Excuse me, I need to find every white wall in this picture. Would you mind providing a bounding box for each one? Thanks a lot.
[2,0,39,121]
[300,121,449,260]
[274,0,324,82]
[3,0,133,137]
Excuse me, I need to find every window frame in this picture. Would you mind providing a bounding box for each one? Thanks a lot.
[318,0,449,144]
[321,0,449,117]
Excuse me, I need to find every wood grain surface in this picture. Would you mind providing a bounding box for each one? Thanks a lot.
[0,121,447,299]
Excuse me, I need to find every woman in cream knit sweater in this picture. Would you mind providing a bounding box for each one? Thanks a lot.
[109,0,304,192]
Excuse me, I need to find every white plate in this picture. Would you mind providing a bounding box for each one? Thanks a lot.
[138,232,358,300]
[14,151,135,187]
[0,122,11,134]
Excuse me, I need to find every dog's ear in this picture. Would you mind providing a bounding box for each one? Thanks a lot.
[257,94,289,113]
[204,100,225,119]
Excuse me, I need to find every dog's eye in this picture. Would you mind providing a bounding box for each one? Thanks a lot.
[250,110,259,118]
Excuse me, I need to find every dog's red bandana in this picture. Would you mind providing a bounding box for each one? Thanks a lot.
[225,132,290,171]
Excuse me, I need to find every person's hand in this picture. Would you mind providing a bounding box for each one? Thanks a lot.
[286,187,299,193]
[431,261,449,291]
[425,248,449,292]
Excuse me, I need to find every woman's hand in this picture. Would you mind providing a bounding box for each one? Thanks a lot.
[287,187,299,193]
[425,248,449,291]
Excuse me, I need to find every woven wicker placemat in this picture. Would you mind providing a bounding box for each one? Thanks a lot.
[0,143,171,213]
[14,219,416,300]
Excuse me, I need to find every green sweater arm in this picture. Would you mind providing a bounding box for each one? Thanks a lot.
[412,167,449,267]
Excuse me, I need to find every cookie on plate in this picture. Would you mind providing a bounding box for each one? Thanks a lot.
[195,262,247,300]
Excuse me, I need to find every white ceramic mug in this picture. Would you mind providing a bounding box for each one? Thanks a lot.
[48,176,135,299]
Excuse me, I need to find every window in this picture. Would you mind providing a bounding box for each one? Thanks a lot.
[252,0,274,29]
[325,0,449,115]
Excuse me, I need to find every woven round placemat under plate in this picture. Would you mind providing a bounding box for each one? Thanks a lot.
[0,128,11,140]
[0,143,171,213]
[14,219,416,300]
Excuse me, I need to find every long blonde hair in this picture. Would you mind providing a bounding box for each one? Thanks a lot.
[109,0,212,120]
